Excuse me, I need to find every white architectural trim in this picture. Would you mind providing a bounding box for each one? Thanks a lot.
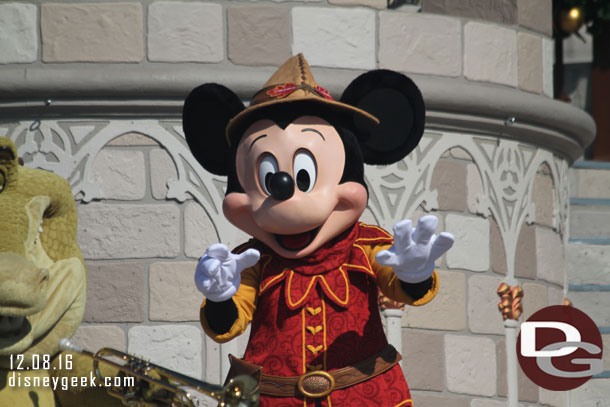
[0,65,595,162]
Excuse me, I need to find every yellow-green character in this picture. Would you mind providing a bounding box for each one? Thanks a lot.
[0,137,119,407]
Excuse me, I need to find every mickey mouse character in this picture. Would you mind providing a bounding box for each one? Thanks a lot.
[183,54,454,407]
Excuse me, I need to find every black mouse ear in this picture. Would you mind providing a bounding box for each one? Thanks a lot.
[340,70,425,165]
[183,84,245,176]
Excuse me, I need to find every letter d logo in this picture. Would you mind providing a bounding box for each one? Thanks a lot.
[517,305,604,391]
[520,321,580,357]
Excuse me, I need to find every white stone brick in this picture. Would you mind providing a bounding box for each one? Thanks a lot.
[108,132,158,146]
[450,147,473,161]
[490,218,507,275]
[517,0,552,36]
[548,286,564,306]
[570,205,610,240]
[466,163,483,214]
[185,202,220,258]
[445,335,496,396]
[535,227,565,286]
[464,22,517,87]
[542,37,554,98]
[202,324,251,387]
[522,283,548,321]
[539,387,568,407]
[184,201,251,258]
[0,4,37,63]
[569,379,610,407]
[150,148,178,200]
[204,335,221,384]
[532,173,555,227]
[569,166,579,196]
[329,0,386,7]
[228,5,291,66]
[71,325,126,352]
[413,394,470,407]
[468,275,505,334]
[576,168,610,199]
[78,203,180,259]
[423,0,517,25]
[445,214,490,271]
[471,401,527,407]
[403,270,466,331]
[93,149,146,200]
[128,325,202,379]
[431,160,468,211]
[292,7,375,70]
[42,3,144,62]
[471,399,507,407]
[409,209,444,233]
[148,2,223,63]
[402,331,444,391]
[569,290,610,327]
[84,262,147,323]
[470,401,527,407]
[149,261,202,321]
[568,243,610,284]
[518,32,543,94]
[379,13,461,77]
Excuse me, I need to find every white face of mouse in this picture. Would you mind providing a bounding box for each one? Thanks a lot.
[222,116,367,259]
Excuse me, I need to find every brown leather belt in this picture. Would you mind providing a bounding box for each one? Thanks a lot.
[227,344,401,398]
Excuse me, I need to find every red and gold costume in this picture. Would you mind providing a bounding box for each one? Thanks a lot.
[200,223,438,407]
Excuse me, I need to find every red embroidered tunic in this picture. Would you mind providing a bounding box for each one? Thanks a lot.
[200,223,439,407]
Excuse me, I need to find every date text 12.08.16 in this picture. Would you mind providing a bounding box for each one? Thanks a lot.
[10,353,72,370]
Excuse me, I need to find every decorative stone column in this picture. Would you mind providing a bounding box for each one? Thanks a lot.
[379,292,407,369]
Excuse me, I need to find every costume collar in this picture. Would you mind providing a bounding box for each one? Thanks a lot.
[284,222,358,273]
[256,223,393,309]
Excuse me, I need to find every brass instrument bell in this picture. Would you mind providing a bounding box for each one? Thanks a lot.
[59,338,259,407]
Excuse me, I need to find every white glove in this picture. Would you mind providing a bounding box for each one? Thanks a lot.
[376,215,454,284]
[194,243,260,302]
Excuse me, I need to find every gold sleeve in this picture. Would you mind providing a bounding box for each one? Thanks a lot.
[199,263,261,343]
[367,243,439,306]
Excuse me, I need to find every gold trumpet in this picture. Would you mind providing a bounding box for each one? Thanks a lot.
[59,338,259,407]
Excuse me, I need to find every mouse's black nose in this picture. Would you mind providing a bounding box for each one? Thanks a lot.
[269,171,294,201]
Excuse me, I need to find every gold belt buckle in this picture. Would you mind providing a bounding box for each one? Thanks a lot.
[297,370,335,398]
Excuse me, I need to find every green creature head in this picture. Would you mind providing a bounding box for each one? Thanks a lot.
[0,137,86,367]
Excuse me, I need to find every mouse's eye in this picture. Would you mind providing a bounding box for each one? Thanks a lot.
[258,154,278,195]
[293,150,317,193]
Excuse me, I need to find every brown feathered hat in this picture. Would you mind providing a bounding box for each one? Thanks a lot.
[226,54,379,143]
[183,54,426,177]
